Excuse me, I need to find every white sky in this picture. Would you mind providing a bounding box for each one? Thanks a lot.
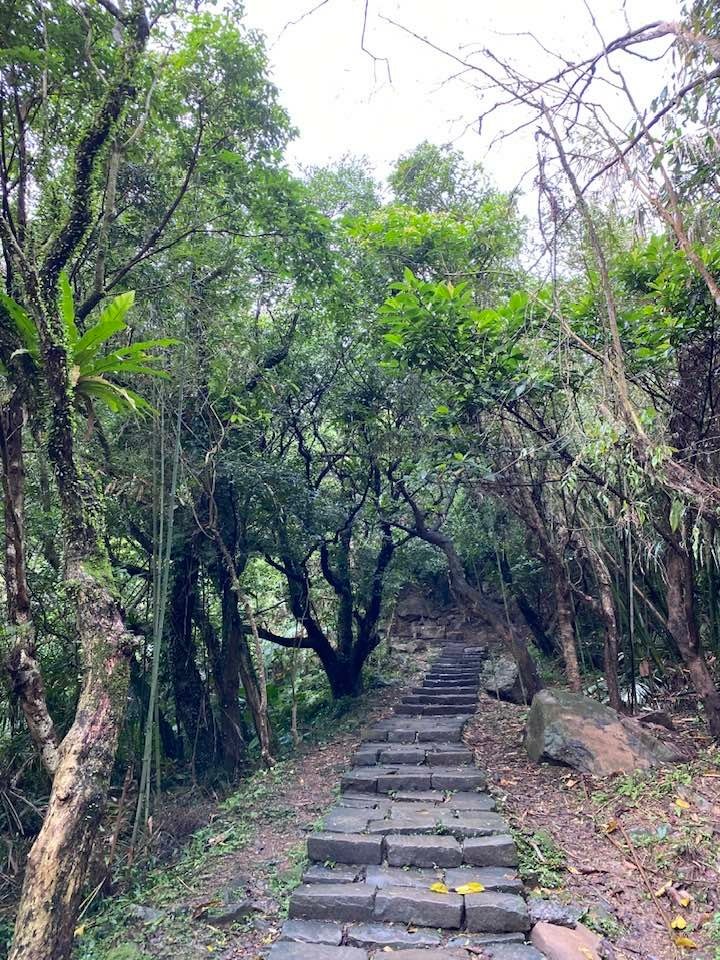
[242,0,681,193]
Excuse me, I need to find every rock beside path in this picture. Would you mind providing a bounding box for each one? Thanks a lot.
[525,688,682,775]
[481,654,528,705]
[530,919,602,959]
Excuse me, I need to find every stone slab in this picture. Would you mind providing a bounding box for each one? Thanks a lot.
[307,832,382,865]
[463,835,518,867]
[345,922,442,950]
[373,885,463,928]
[302,864,360,885]
[465,891,530,933]
[364,864,441,889]
[267,942,367,960]
[288,883,375,922]
[445,866,523,893]
[385,833,462,868]
[431,768,487,791]
[280,919,344,946]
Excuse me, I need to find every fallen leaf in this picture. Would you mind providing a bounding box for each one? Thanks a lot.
[674,935,697,949]
[567,865,580,876]
[670,915,687,930]
[654,881,672,897]
[73,925,86,938]
[430,882,449,894]
[604,818,619,834]
[455,882,486,894]
[675,798,691,810]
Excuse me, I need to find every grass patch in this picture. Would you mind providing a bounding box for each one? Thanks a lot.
[514,828,567,890]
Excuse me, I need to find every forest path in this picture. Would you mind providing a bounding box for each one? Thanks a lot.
[269,627,541,960]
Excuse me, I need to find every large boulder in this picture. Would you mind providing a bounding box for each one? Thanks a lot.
[481,654,527,705]
[525,688,682,776]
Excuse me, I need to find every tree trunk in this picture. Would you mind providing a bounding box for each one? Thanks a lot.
[577,537,623,711]
[8,562,132,960]
[553,572,582,693]
[1,391,60,775]
[498,551,555,657]
[665,541,720,739]
[168,536,215,765]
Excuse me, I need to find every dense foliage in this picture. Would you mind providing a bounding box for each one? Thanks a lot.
[1,2,720,958]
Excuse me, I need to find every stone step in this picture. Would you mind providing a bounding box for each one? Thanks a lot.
[352,743,473,767]
[415,684,478,694]
[268,942,366,960]
[364,718,467,743]
[300,863,522,894]
[396,703,474,716]
[341,765,486,794]
[403,694,478,706]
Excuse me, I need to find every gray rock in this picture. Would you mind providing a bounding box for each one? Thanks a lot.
[447,933,526,947]
[321,808,371,833]
[437,810,506,838]
[385,833,462,868]
[280,919,344,946]
[481,654,528,705]
[525,688,683,776]
[307,832,382,865]
[463,835,518,867]
[129,905,162,923]
[431,767,487,791]
[302,864,360,885]
[465,891,530,933]
[527,898,584,927]
[204,898,257,926]
[288,883,375,922]
[373,885,463,928]
[267,943,367,960]
[345,922,442,950]
[484,947,545,960]
[364,865,441,889]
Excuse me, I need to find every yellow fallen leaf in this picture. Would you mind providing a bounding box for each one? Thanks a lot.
[567,865,580,876]
[678,894,692,908]
[675,798,691,810]
[674,935,697,949]
[604,818,618,834]
[430,882,449,894]
[654,881,672,897]
[455,882,486,894]
[73,925,86,938]
[670,916,687,930]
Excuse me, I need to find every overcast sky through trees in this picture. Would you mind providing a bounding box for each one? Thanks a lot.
[243,0,681,195]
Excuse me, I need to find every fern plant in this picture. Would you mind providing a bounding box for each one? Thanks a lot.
[1,273,175,412]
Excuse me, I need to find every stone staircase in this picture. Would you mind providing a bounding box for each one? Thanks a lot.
[267,638,543,959]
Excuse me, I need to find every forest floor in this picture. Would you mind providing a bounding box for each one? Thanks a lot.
[64,641,720,960]
[466,696,720,960]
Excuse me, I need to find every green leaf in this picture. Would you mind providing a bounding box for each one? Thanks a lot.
[669,499,684,533]
[72,291,135,368]
[76,376,152,414]
[0,293,39,360]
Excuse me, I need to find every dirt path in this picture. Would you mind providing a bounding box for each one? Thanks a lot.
[465,695,720,960]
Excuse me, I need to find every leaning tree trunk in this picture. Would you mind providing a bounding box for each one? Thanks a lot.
[406,508,542,702]
[8,560,132,960]
[665,541,720,739]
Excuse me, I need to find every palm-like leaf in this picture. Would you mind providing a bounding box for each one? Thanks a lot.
[0,273,175,413]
